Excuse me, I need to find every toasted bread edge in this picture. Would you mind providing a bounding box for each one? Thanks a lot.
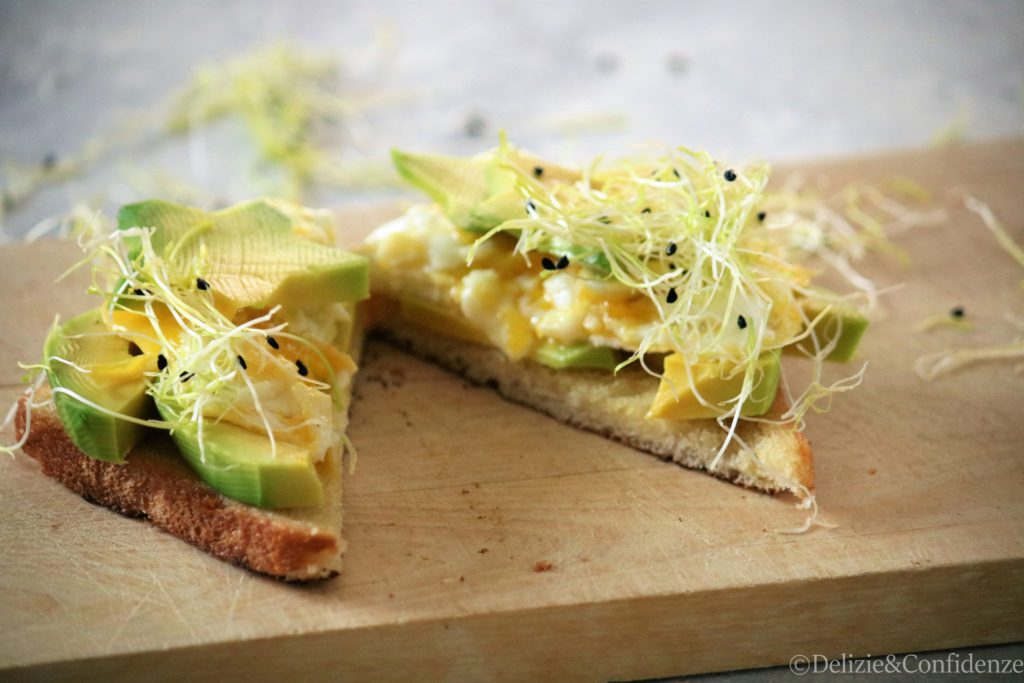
[377,322,814,495]
[15,392,344,582]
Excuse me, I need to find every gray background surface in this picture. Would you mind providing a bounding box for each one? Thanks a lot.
[2,0,1024,237]
[1,0,1022,679]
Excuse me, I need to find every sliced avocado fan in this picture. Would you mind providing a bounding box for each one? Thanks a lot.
[392,145,580,233]
[42,199,369,509]
[118,199,369,310]
[44,309,155,463]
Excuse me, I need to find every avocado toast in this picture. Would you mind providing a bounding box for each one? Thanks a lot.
[13,199,368,580]
[364,139,868,498]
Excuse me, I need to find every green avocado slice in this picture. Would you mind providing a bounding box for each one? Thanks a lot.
[648,351,781,420]
[391,146,580,233]
[787,303,868,362]
[391,149,503,232]
[44,309,156,463]
[156,402,323,509]
[117,199,369,310]
[533,342,618,370]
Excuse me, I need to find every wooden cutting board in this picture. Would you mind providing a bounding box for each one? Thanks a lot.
[1,142,1022,682]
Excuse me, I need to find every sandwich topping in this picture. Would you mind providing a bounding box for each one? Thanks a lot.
[367,137,870,452]
[12,199,369,508]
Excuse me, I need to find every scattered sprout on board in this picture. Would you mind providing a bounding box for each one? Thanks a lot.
[964,195,1024,283]
[914,196,1024,381]
[915,343,1024,380]
[915,307,973,333]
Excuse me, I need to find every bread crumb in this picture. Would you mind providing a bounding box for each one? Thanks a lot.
[459,575,465,582]
[868,468,877,475]
[361,365,406,389]
[385,366,406,386]
[388,593,394,598]
[478,547,489,554]
[533,560,553,572]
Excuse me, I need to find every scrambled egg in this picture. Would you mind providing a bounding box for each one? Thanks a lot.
[107,299,355,462]
[366,204,665,360]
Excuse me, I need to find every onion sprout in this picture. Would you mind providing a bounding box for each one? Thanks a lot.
[469,138,872,439]
[15,223,351,465]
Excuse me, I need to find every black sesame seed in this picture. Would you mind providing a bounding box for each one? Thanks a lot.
[668,263,676,271]
[556,255,570,270]
[950,306,965,319]
[737,315,748,330]
[672,168,681,179]
[724,169,737,182]
[666,241,678,256]
[541,257,557,271]
[598,216,611,224]
[641,207,652,214]
[533,166,544,178]
[525,199,537,214]
[237,355,247,370]
[133,288,145,296]
[267,336,280,350]
[296,359,309,377]
[704,210,711,218]
[196,278,210,291]
[179,371,194,383]
[157,354,167,371]
[757,211,767,222]
[127,342,143,357]
[666,288,678,304]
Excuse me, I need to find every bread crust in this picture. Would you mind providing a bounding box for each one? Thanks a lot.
[15,391,343,581]
[378,322,814,495]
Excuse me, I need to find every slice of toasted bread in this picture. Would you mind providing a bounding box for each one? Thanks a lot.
[377,321,813,496]
[14,313,365,582]
[16,391,345,580]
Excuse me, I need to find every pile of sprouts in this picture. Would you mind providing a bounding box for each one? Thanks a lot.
[470,139,875,460]
[914,196,1024,379]
[3,224,349,465]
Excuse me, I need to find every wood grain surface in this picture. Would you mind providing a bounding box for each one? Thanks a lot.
[0,141,1022,682]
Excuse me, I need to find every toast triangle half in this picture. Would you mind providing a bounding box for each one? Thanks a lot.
[13,312,366,582]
